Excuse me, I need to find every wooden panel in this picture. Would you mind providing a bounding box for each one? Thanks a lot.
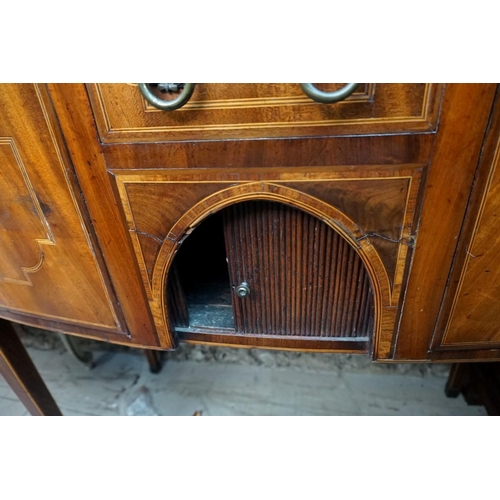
[103,133,434,171]
[283,178,411,288]
[88,83,444,143]
[394,84,498,361]
[0,138,55,284]
[178,331,369,353]
[223,201,374,340]
[112,164,422,355]
[114,167,421,300]
[47,83,161,348]
[0,84,125,337]
[433,91,500,351]
[119,181,232,291]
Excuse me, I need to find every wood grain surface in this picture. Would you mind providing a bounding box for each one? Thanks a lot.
[433,88,500,352]
[0,83,496,362]
[0,84,126,339]
[47,84,161,348]
[223,200,373,340]
[394,84,498,360]
[111,166,422,355]
[88,83,443,142]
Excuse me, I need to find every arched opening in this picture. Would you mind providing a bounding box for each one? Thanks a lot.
[166,209,234,330]
[165,199,375,350]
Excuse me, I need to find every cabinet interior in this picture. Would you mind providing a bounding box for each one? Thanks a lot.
[168,211,235,331]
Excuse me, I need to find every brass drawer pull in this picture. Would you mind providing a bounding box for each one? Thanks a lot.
[300,83,359,103]
[139,83,357,110]
[138,83,196,111]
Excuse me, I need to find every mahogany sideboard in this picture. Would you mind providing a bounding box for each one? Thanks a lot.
[1,83,500,415]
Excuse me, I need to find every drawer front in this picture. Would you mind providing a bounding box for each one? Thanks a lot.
[88,83,444,143]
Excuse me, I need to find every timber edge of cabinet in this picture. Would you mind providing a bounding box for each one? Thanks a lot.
[0,84,498,363]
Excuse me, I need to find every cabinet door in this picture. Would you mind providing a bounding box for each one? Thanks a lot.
[0,84,126,340]
[432,97,500,359]
[223,201,373,341]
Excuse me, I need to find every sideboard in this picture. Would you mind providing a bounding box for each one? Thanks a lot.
[1,83,499,415]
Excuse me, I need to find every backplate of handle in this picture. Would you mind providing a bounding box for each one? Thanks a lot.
[300,83,359,104]
[138,83,196,111]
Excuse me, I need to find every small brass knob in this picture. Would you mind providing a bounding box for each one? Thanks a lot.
[235,282,250,298]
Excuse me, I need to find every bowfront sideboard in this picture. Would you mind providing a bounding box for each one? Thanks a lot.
[1,83,500,415]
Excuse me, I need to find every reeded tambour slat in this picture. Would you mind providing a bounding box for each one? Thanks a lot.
[223,201,373,338]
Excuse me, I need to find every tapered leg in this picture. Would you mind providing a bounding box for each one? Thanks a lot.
[445,363,468,398]
[0,319,62,416]
[466,364,500,416]
[144,349,162,374]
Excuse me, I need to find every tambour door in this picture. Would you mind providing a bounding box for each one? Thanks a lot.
[223,201,374,344]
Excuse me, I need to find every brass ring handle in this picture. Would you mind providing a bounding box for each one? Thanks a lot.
[299,83,359,104]
[138,83,196,111]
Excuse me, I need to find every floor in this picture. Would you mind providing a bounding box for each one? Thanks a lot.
[0,332,487,416]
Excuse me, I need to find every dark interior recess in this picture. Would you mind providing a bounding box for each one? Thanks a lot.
[168,212,235,330]
[166,200,374,344]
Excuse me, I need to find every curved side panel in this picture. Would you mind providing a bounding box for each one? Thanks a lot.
[150,182,391,352]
